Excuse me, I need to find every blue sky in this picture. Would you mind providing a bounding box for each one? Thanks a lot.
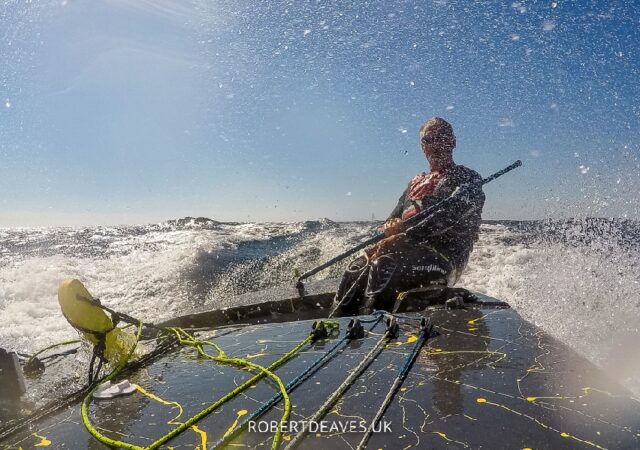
[1,0,638,226]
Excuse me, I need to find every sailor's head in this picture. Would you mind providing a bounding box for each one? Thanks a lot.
[420,117,456,168]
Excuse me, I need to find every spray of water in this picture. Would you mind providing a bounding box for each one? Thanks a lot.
[1,218,639,396]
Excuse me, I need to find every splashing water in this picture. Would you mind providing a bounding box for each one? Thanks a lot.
[1,218,639,395]
[464,219,640,394]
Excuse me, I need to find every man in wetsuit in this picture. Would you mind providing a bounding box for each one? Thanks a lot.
[332,117,485,315]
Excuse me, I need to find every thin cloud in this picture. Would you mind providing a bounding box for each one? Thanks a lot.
[104,0,201,25]
[43,40,202,98]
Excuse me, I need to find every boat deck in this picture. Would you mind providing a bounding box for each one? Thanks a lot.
[2,295,639,449]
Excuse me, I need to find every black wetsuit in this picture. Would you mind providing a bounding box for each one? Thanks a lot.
[332,164,485,315]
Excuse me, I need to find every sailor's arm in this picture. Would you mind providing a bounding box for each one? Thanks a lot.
[383,187,409,237]
[406,180,485,238]
[382,218,407,237]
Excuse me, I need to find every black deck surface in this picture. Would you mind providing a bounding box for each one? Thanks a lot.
[2,294,639,449]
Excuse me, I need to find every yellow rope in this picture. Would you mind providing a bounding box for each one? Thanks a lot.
[80,324,312,450]
[80,321,145,450]
[150,327,312,450]
[26,339,81,368]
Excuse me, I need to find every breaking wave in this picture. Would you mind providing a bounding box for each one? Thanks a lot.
[1,217,639,394]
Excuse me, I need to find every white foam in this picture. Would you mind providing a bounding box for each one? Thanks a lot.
[463,224,640,394]
[0,225,278,352]
[1,221,639,395]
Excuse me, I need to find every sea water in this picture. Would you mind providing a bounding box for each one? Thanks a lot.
[1,217,639,394]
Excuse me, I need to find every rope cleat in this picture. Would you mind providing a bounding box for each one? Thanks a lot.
[311,321,329,340]
[346,319,365,340]
[384,316,400,339]
[420,317,434,337]
[445,296,466,310]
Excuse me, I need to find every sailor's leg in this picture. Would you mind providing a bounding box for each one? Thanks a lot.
[359,254,399,314]
[359,248,454,314]
[330,255,369,317]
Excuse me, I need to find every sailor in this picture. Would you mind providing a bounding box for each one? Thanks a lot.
[333,117,486,315]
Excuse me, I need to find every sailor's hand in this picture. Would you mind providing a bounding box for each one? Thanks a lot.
[382,218,406,237]
[366,233,408,261]
[364,245,377,261]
